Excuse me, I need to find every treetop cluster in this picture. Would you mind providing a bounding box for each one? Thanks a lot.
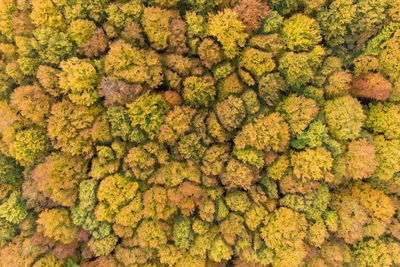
[0,0,400,266]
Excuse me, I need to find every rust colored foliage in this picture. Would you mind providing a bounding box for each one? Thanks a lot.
[233,0,271,33]
[351,72,393,100]
[82,28,109,58]
[167,181,207,216]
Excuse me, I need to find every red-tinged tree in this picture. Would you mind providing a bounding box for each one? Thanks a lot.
[351,72,393,100]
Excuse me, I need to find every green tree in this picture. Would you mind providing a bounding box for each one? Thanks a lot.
[31,27,75,66]
[239,47,275,81]
[207,9,248,59]
[0,191,27,224]
[278,46,324,89]
[174,215,194,250]
[269,0,302,15]
[126,92,169,140]
[366,102,400,140]
[351,239,392,267]
[317,0,356,47]
[183,75,215,108]
[141,7,175,51]
[88,234,118,257]
[9,128,49,167]
[58,57,99,106]
[0,154,21,185]
[281,14,322,51]
[323,95,366,141]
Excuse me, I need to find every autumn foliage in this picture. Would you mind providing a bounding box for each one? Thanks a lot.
[0,0,399,266]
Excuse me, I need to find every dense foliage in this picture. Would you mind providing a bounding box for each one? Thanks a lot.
[0,0,400,266]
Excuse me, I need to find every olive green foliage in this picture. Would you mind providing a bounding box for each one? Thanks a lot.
[278,46,324,89]
[37,208,79,244]
[9,128,49,167]
[0,191,27,224]
[366,102,400,140]
[278,94,319,136]
[183,75,215,108]
[290,120,329,149]
[239,47,275,81]
[234,112,290,152]
[281,14,322,51]
[58,57,99,106]
[127,92,169,140]
[47,100,102,158]
[105,40,163,88]
[0,154,21,185]
[1,0,400,266]
[207,9,248,59]
[324,95,366,141]
[258,72,286,106]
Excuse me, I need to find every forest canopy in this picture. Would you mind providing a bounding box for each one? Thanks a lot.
[1,0,400,266]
